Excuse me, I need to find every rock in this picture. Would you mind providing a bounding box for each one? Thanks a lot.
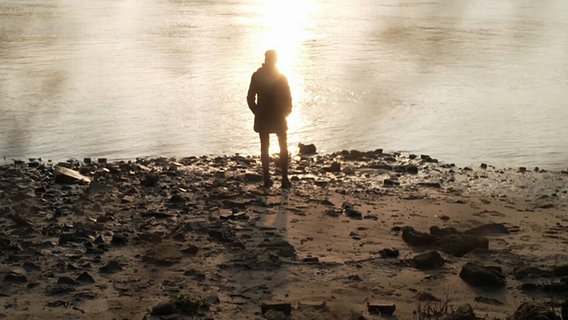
[514,266,547,280]
[4,272,27,284]
[57,276,79,286]
[367,302,396,315]
[465,223,509,236]
[401,227,437,246]
[411,251,444,269]
[46,285,75,296]
[561,300,568,320]
[141,172,160,187]
[171,293,201,315]
[342,150,376,161]
[429,226,459,237]
[342,202,362,219]
[303,257,320,264]
[554,264,568,277]
[110,234,128,246]
[259,238,296,258]
[54,166,91,185]
[325,208,341,217]
[418,181,442,188]
[420,155,438,163]
[263,309,288,320]
[261,302,292,316]
[396,165,419,174]
[474,296,503,305]
[511,301,561,320]
[76,272,95,284]
[383,178,399,187]
[298,143,317,155]
[99,260,123,274]
[168,194,186,204]
[181,244,199,255]
[347,274,362,281]
[208,228,236,243]
[459,262,506,287]
[445,304,476,320]
[204,294,220,305]
[378,248,399,258]
[324,162,341,172]
[151,302,178,315]
[8,213,33,227]
[244,172,263,183]
[438,234,488,257]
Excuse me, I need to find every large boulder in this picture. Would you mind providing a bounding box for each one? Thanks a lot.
[459,262,506,287]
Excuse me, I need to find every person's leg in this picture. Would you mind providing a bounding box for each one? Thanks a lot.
[259,132,272,186]
[277,131,291,188]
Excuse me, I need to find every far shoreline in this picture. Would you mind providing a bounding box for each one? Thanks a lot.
[2,147,567,173]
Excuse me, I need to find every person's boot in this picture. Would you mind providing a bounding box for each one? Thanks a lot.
[263,172,273,188]
[281,176,292,189]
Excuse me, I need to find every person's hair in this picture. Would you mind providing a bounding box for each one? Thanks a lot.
[264,50,278,65]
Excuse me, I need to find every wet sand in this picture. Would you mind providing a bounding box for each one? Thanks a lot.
[1,150,567,319]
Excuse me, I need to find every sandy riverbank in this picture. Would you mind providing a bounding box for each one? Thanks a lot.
[1,149,567,319]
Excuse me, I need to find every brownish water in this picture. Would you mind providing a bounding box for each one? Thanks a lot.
[1,0,567,169]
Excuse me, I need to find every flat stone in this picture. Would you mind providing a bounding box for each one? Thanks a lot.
[54,166,91,185]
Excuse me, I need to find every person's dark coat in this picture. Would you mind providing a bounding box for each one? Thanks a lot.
[247,64,292,133]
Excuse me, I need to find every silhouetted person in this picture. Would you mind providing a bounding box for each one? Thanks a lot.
[247,50,292,188]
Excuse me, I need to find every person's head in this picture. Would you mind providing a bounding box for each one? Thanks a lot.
[264,50,278,65]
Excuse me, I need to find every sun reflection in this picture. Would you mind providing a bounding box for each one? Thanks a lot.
[255,0,317,154]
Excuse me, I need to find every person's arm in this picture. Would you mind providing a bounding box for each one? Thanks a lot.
[281,76,292,116]
[247,74,258,114]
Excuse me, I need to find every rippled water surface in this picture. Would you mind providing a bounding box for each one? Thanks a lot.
[1,0,567,169]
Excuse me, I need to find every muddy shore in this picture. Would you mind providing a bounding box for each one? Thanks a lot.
[1,149,568,319]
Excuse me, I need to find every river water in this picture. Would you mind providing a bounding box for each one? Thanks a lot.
[1,0,567,169]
